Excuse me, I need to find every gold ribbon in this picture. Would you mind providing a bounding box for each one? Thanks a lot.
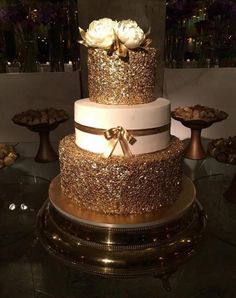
[103,126,136,157]
[74,122,170,157]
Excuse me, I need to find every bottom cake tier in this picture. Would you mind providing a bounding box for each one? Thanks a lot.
[59,135,184,215]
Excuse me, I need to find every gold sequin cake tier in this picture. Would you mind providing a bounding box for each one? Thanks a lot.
[59,135,184,215]
[88,48,157,105]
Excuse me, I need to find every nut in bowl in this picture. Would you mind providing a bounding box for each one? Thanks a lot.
[0,144,18,169]
[208,136,236,203]
[208,136,236,165]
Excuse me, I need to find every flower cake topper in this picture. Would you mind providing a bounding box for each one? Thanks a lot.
[79,18,152,57]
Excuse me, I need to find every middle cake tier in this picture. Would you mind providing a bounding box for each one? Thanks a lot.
[75,97,170,156]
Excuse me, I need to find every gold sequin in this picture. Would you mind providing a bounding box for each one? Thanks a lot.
[88,48,157,105]
[59,135,184,215]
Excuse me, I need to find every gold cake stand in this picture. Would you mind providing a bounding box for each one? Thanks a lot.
[36,175,206,290]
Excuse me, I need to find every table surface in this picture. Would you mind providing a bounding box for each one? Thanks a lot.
[0,158,236,298]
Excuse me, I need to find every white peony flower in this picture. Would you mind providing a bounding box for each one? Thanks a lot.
[116,20,145,49]
[84,18,116,49]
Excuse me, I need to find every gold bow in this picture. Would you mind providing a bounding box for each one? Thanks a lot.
[103,126,136,158]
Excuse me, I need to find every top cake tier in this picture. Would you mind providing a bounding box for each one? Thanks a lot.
[80,18,157,105]
[88,47,157,105]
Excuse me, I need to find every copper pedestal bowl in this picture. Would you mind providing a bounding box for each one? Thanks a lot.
[172,113,228,160]
[28,122,60,163]
[12,118,68,163]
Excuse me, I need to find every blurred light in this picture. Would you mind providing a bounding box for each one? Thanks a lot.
[20,203,28,211]
[102,258,113,264]
[9,203,16,211]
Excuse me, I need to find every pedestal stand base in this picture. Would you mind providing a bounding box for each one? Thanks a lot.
[29,124,59,163]
[36,176,206,290]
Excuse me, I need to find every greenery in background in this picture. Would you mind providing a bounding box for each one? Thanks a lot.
[0,0,79,72]
[165,0,236,68]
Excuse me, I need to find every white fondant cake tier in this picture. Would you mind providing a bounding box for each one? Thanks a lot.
[74,98,171,155]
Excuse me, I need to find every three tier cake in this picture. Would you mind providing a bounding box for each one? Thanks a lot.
[37,18,206,281]
[59,18,184,215]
